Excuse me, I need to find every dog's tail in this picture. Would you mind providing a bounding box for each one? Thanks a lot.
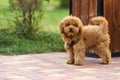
[89,16,109,33]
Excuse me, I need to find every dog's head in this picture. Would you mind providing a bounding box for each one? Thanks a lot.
[59,16,83,37]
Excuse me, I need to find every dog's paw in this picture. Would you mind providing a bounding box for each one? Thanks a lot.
[74,63,83,66]
[67,60,74,64]
[101,59,110,65]
[101,62,109,65]
[74,61,83,66]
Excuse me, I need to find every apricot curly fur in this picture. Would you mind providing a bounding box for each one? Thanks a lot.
[59,16,111,66]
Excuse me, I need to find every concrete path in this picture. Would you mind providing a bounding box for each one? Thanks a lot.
[0,52,120,80]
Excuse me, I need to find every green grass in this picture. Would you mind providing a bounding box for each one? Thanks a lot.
[0,32,64,55]
[41,8,69,32]
[41,0,69,32]
[0,0,68,55]
[0,0,9,8]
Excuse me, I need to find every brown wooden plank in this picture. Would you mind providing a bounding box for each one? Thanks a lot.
[72,0,81,18]
[104,0,113,52]
[88,0,97,19]
[80,0,89,25]
[112,0,120,52]
[72,0,89,25]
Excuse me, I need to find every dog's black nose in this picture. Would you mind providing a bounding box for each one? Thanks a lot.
[69,28,73,32]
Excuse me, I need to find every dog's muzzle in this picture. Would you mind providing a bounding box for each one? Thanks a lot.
[69,28,74,32]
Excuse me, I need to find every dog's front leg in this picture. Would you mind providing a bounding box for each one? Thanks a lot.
[73,41,85,66]
[65,43,74,64]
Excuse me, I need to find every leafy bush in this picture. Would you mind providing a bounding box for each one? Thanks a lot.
[9,0,44,9]
[8,0,49,39]
[13,9,44,39]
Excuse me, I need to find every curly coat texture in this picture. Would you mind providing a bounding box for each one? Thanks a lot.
[59,16,111,66]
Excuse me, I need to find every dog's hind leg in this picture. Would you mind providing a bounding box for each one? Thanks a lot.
[94,43,111,64]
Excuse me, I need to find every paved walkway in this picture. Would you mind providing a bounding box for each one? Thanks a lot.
[0,52,120,80]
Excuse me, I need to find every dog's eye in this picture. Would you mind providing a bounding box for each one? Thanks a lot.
[96,24,99,25]
[73,24,77,27]
[66,23,70,26]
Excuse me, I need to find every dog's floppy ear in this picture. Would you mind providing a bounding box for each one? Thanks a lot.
[76,18,84,34]
[59,22,64,34]
[77,25,83,35]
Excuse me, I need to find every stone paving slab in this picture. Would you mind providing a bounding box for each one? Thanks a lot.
[0,52,120,80]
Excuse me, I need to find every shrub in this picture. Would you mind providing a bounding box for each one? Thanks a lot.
[9,0,49,39]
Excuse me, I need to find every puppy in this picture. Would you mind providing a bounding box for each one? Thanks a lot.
[59,16,111,65]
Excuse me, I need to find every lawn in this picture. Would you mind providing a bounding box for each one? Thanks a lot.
[41,8,69,32]
[41,0,69,32]
[0,0,69,55]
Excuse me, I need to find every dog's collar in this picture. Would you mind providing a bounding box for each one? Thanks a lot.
[69,39,79,47]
